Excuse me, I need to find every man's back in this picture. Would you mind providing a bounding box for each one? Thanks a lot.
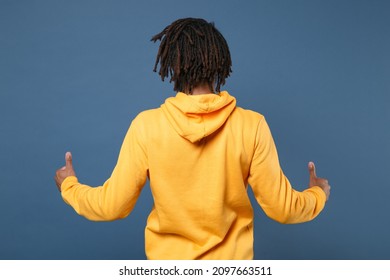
[143,92,256,259]
[136,92,326,259]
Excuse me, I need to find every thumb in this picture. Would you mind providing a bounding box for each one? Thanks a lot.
[65,151,73,169]
[308,161,317,179]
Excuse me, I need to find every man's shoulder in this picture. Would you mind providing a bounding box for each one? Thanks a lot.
[128,108,164,136]
[137,107,162,117]
[232,106,265,123]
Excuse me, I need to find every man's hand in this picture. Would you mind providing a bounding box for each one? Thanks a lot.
[308,161,330,201]
[55,152,76,192]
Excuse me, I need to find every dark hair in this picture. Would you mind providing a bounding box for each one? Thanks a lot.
[151,18,232,93]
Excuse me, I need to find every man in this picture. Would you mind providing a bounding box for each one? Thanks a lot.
[55,18,330,259]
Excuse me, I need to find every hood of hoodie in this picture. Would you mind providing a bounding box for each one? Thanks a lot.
[161,91,236,143]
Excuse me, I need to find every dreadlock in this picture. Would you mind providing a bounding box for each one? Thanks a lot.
[151,18,232,94]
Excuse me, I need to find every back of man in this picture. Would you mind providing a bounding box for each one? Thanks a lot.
[136,91,326,259]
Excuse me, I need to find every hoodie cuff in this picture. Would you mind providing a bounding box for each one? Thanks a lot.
[306,186,327,212]
[60,176,79,192]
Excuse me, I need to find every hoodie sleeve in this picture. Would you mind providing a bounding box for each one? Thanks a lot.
[248,117,326,224]
[60,117,148,221]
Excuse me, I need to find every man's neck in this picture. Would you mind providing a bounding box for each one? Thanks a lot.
[191,84,215,95]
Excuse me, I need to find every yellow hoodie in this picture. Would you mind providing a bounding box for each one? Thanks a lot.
[61,91,326,259]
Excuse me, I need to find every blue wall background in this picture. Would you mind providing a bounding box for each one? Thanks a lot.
[1,0,389,259]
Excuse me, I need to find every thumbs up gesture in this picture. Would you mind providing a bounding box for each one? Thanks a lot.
[308,162,330,201]
[55,152,76,192]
